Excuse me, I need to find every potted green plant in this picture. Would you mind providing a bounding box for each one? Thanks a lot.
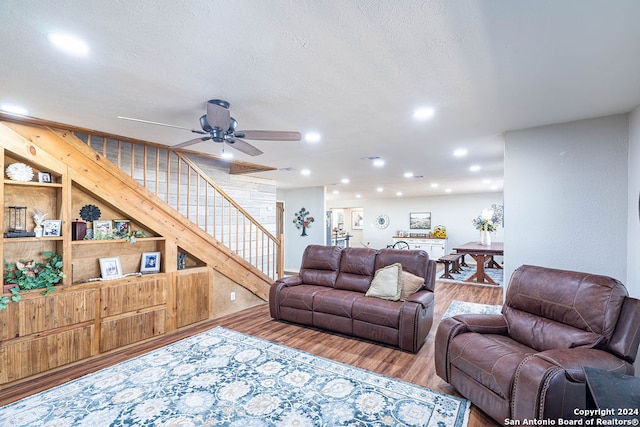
[1,251,65,310]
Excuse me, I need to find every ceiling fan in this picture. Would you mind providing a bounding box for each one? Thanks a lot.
[118,99,301,156]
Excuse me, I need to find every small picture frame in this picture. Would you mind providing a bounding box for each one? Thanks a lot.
[113,220,130,235]
[93,220,112,237]
[409,212,431,230]
[141,252,161,274]
[351,211,363,230]
[43,219,62,236]
[38,172,52,183]
[99,256,122,279]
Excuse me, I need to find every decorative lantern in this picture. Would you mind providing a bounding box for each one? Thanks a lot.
[8,206,27,232]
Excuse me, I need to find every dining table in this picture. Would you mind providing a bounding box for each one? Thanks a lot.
[452,241,504,285]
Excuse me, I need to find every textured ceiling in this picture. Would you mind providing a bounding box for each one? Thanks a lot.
[2,0,640,201]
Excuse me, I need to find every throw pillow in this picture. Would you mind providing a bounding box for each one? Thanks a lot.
[366,263,402,301]
[400,271,424,301]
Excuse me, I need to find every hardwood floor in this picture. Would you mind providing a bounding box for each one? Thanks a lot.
[0,280,503,426]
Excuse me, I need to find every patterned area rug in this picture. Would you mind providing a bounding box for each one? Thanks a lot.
[438,266,504,287]
[442,300,502,320]
[1,327,470,427]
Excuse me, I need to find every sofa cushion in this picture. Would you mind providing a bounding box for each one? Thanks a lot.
[335,247,377,293]
[313,289,360,317]
[375,249,429,289]
[352,296,401,329]
[299,245,343,287]
[400,270,424,301]
[366,263,402,301]
[449,333,535,399]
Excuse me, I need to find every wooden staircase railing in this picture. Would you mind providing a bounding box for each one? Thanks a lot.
[75,132,283,280]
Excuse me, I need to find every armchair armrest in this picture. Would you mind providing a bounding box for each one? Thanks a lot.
[449,313,508,335]
[512,348,635,421]
[435,314,508,381]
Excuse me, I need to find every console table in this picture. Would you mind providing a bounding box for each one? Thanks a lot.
[452,241,503,285]
[584,366,640,421]
[392,237,447,260]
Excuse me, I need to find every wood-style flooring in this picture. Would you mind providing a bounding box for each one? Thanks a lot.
[0,280,503,426]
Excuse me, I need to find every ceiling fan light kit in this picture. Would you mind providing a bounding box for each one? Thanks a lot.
[119,99,301,156]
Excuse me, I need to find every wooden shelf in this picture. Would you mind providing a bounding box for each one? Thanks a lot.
[3,236,63,243]
[71,237,164,245]
[4,179,63,188]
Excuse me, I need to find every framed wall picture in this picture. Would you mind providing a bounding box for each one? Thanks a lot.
[114,219,130,235]
[99,256,122,279]
[351,210,363,230]
[141,252,161,274]
[409,212,431,230]
[93,220,112,237]
[38,172,52,183]
[42,219,62,236]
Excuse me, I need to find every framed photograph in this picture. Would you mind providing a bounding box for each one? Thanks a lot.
[93,220,112,236]
[42,219,62,236]
[99,256,122,279]
[38,172,52,183]
[409,212,431,230]
[351,210,363,230]
[141,252,161,274]
[114,219,130,235]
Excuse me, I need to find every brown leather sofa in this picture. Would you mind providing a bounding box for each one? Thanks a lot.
[435,265,640,425]
[269,245,436,352]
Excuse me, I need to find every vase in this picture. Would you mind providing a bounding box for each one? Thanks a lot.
[34,225,43,238]
[480,230,491,246]
[301,226,307,237]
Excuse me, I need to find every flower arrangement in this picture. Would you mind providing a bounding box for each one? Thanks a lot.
[472,204,503,232]
[2,251,66,310]
[293,207,314,236]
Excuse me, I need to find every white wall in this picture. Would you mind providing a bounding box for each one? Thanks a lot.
[628,105,640,298]
[504,114,629,288]
[277,186,326,271]
[328,192,504,254]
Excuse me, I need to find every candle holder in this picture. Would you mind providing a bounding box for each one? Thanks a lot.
[5,206,35,238]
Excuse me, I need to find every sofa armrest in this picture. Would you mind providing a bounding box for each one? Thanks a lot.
[512,349,635,421]
[434,314,508,381]
[275,275,303,287]
[269,275,303,319]
[406,289,434,309]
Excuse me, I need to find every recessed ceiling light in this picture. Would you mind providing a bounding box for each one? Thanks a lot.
[341,178,350,184]
[305,132,321,143]
[469,165,481,172]
[332,190,339,195]
[0,104,28,116]
[377,187,384,192]
[373,159,385,167]
[404,172,414,178]
[396,192,403,196]
[453,148,468,157]
[483,179,491,184]
[48,32,89,56]
[300,169,311,176]
[413,107,435,120]
[430,183,439,188]
[445,188,452,193]
[356,194,361,198]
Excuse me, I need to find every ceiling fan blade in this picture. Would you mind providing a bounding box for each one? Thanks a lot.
[173,136,213,149]
[206,100,231,129]
[226,138,263,156]
[117,116,206,134]
[235,130,302,141]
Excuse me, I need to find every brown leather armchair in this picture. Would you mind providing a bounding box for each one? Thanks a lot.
[435,265,640,425]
